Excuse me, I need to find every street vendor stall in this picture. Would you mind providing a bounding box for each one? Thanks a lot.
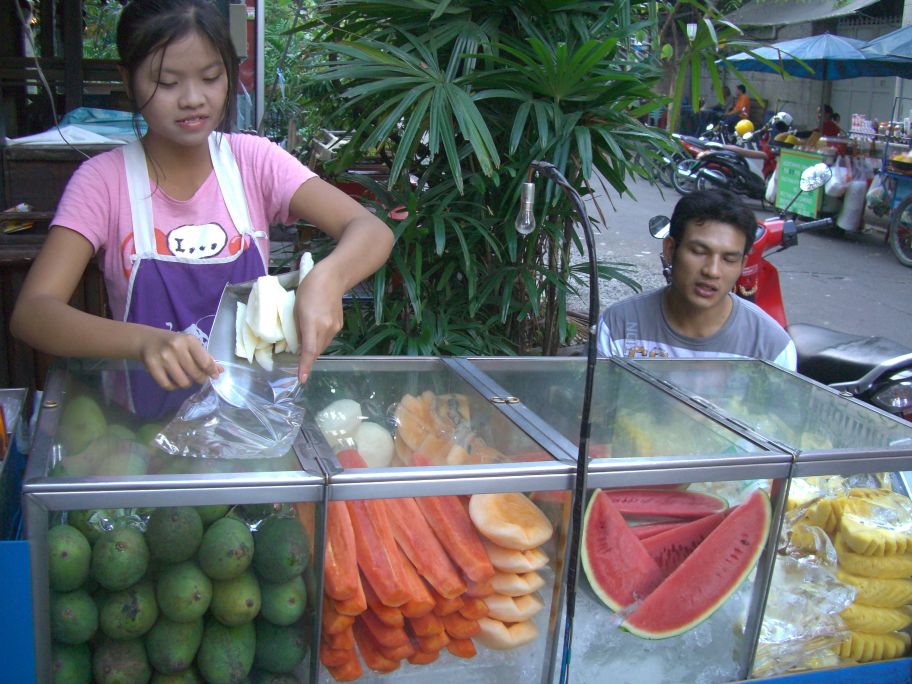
[15,353,912,683]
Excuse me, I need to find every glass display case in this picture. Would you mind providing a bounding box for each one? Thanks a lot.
[21,355,912,683]
[22,360,326,684]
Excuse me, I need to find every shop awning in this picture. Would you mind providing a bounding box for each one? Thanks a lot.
[724,0,882,28]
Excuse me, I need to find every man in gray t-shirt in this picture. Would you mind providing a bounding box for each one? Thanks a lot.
[597,189,796,370]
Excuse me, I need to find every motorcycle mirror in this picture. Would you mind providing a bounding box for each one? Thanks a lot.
[649,215,671,239]
[799,162,833,192]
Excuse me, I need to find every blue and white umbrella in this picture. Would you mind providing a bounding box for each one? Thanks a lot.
[721,33,912,80]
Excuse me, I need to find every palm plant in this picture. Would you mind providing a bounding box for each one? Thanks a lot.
[300,0,669,355]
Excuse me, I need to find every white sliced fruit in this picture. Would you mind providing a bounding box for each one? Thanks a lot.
[241,322,258,364]
[274,339,287,354]
[234,301,255,362]
[317,399,363,446]
[483,541,549,573]
[298,251,314,285]
[475,617,538,650]
[483,592,544,622]
[254,345,274,372]
[278,288,300,354]
[468,492,554,550]
[245,275,284,343]
[490,571,545,597]
[354,421,395,467]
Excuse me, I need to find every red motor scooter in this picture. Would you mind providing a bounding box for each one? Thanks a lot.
[649,162,912,421]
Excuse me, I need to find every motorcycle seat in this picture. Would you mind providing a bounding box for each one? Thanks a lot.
[674,135,705,148]
[787,323,911,384]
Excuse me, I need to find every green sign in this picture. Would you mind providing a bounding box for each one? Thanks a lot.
[776,149,824,218]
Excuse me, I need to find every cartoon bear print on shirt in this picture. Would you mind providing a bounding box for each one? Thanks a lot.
[120,223,252,279]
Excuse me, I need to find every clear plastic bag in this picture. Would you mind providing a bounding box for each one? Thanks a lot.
[155,361,304,460]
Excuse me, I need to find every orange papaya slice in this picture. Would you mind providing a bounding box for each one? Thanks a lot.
[416,495,494,583]
[447,638,477,659]
[416,629,450,653]
[327,654,364,683]
[325,625,355,651]
[353,620,400,673]
[324,500,361,601]
[386,497,467,599]
[333,578,367,616]
[359,609,410,649]
[430,588,464,616]
[361,573,405,627]
[320,642,354,668]
[407,611,445,637]
[443,612,480,639]
[377,641,416,662]
[399,557,436,618]
[458,596,489,620]
[407,647,439,665]
[346,498,412,607]
[323,597,356,635]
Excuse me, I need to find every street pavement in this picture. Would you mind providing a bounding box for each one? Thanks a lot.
[571,175,912,348]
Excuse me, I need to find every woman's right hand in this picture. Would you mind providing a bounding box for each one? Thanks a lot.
[139,328,222,391]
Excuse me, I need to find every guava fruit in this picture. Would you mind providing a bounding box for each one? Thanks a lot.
[92,637,151,684]
[210,568,262,626]
[253,618,307,674]
[156,561,212,623]
[259,574,306,626]
[48,524,92,591]
[252,516,308,583]
[145,615,204,674]
[198,517,254,580]
[197,619,255,684]
[50,642,91,684]
[58,395,107,455]
[99,580,158,640]
[91,527,149,590]
[50,589,98,645]
[145,507,204,563]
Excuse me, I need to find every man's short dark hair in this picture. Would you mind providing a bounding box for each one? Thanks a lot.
[669,189,757,254]
[736,84,747,94]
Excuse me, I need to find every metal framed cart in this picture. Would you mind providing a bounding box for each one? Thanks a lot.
[879,97,912,266]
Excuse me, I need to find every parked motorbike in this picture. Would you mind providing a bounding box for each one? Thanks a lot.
[649,162,912,422]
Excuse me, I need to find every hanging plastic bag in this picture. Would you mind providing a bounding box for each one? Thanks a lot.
[824,157,850,198]
[765,167,778,205]
[155,361,305,460]
[865,172,892,217]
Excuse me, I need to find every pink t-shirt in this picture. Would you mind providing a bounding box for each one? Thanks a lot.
[52,132,316,320]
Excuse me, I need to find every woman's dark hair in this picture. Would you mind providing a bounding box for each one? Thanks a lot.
[736,84,747,94]
[669,189,757,255]
[117,0,238,134]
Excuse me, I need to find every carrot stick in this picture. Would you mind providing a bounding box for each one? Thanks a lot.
[416,495,495,583]
[361,574,405,627]
[447,638,477,659]
[459,596,489,620]
[347,498,412,607]
[323,597,355,635]
[353,620,400,674]
[359,610,410,649]
[325,625,354,651]
[407,611,445,637]
[443,612,481,639]
[324,501,361,601]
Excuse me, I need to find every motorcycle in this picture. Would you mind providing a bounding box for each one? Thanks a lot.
[650,162,912,422]
[667,124,733,193]
[672,115,791,206]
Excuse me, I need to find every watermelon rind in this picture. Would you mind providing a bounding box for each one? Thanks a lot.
[602,488,728,520]
[620,489,771,639]
[581,489,665,613]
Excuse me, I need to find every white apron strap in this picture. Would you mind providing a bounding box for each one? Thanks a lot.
[208,133,257,237]
[122,140,156,256]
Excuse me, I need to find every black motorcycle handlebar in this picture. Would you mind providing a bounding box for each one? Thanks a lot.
[795,217,833,232]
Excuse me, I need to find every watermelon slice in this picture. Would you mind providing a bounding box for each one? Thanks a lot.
[641,510,729,576]
[622,489,771,639]
[581,489,665,612]
[602,488,727,520]
[629,521,687,540]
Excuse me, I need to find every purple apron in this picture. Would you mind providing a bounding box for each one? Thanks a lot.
[122,134,267,418]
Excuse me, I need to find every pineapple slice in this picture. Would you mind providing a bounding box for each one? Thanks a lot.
[835,534,912,579]
[837,630,910,663]
[837,570,912,608]
[840,603,912,634]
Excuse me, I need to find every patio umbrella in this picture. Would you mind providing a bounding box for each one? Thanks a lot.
[721,33,912,80]
[860,24,912,60]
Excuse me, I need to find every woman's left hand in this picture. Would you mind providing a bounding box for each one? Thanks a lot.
[294,265,345,383]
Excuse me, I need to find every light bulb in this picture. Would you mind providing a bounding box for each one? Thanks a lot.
[515,181,536,235]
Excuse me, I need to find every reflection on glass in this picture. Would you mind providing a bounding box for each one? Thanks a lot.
[634,359,912,451]
[472,358,762,459]
[302,360,556,467]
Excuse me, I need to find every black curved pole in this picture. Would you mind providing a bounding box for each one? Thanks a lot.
[529,160,599,684]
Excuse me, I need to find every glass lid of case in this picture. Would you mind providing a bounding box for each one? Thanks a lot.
[300,357,563,469]
[466,357,766,460]
[43,360,313,478]
[631,359,912,451]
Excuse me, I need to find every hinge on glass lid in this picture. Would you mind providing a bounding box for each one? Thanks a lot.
[489,396,520,405]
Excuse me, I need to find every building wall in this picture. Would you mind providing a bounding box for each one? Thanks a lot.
[699,18,902,131]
